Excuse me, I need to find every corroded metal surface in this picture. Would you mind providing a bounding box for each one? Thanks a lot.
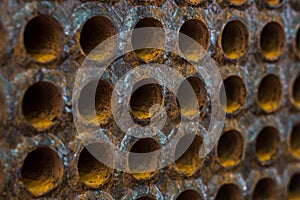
[0,0,300,199]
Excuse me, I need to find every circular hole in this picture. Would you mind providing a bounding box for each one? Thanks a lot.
[22,81,63,129]
[257,74,282,112]
[292,74,300,108]
[177,77,207,117]
[78,80,113,124]
[216,183,242,200]
[79,16,117,59]
[295,28,300,58]
[290,123,300,158]
[21,147,63,196]
[128,138,161,179]
[221,76,247,113]
[78,143,111,187]
[288,173,300,200]
[263,0,282,6]
[255,126,280,163]
[217,130,243,168]
[221,20,249,59]
[176,189,202,200]
[253,178,277,200]
[132,17,165,61]
[260,22,285,61]
[24,15,63,62]
[130,79,163,121]
[175,134,203,175]
[229,0,246,5]
[179,19,209,60]
[136,196,156,200]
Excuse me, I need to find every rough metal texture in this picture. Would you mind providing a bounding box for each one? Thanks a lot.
[0,0,300,199]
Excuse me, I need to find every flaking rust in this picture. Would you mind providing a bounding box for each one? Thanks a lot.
[0,0,300,199]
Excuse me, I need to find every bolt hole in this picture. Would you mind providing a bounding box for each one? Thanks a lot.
[221,20,249,59]
[22,81,63,129]
[255,126,280,163]
[175,134,203,175]
[253,178,277,200]
[217,130,243,168]
[258,74,282,112]
[260,22,285,61]
[24,15,63,62]
[21,147,63,196]
[79,16,117,60]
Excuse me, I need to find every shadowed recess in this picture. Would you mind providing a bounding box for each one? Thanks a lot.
[22,81,63,129]
[260,22,285,60]
[129,138,161,180]
[216,183,242,200]
[176,189,202,200]
[24,15,63,62]
[258,74,282,112]
[253,178,277,200]
[290,123,300,158]
[132,17,165,61]
[217,130,243,167]
[78,143,111,187]
[78,80,113,124]
[255,126,280,163]
[221,76,246,113]
[79,16,117,59]
[221,20,249,59]
[179,19,209,60]
[288,173,300,200]
[21,147,63,196]
[175,134,203,175]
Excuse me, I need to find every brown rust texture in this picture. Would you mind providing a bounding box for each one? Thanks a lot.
[0,0,300,199]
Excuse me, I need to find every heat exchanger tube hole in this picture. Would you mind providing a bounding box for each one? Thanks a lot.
[222,76,246,113]
[128,138,161,179]
[175,134,203,175]
[221,20,249,59]
[292,74,300,108]
[78,80,113,124]
[177,77,207,116]
[21,147,63,196]
[288,173,300,200]
[258,74,282,112]
[216,183,242,200]
[80,16,117,59]
[24,15,63,62]
[253,178,277,200]
[22,81,63,129]
[179,19,209,60]
[217,130,243,167]
[290,123,300,158]
[260,22,285,60]
[255,126,280,163]
[176,189,202,200]
[78,143,111,187]
[132,17,165,61]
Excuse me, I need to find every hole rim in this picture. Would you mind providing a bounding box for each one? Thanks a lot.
[20,146,64,197]
[23,14,64,63]
[220,20,250,60]
[259,21,285,61]
[257,74,283,113]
